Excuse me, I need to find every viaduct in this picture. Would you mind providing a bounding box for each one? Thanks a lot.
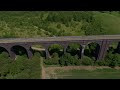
[0,35,120,60]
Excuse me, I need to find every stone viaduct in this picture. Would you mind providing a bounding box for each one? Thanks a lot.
[0,35,120,60]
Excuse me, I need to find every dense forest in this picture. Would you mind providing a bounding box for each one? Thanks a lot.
[0,11,120,79]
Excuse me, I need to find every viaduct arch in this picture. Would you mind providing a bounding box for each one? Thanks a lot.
[0,35,120,60]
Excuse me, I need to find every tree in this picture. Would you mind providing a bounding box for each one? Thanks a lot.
[81,56,94,66]
[83,18,106,35]
[59,53,75,66]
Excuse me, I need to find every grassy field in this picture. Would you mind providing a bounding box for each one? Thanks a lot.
[55,69,120,79]
[94,12,120,35]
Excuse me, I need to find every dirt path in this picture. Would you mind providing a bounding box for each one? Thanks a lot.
[41,58,46,79]
[45,66,112,72]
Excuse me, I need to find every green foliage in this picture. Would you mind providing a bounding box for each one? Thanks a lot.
[81,56,94,66]
[59,53,80,66]
[46,12,73,23]
[59,53,74,66]
[0,11,119,37]
[0,52,41,79]
[83,18,106,35]
[0,52,9,59]
[66,43,80,56]
[73,11,94,22]
[56,23,61,29]
[73,55,82,66]
[49,44,63,57]
[44,53,60,65]
[104,52,120,67]
[95,60,109,66]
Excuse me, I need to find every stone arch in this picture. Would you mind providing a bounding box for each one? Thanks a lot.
[84,42,100,60]
[86,41,101,47]
[48,44,64,57]
[31,44,46,57]
[66,42,82,57]
[0,46,10,57]
[106,41,120,54]
[11,45,28,59]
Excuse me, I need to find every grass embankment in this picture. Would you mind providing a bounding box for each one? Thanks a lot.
[94,12,120,34]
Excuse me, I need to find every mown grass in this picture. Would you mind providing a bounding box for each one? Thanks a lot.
[94,12,120,35]
[54,68,120,79]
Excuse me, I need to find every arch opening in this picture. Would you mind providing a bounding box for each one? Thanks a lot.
[66,43,82,57]
[105,42,120,60]
[11,45,28,58]
[31,44,46,58]
[0,46,9,58]
[48,44,64,57]
[107,42,119,54]
[84,42,100,60]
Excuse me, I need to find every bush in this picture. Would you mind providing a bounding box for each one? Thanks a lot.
[81,56,94,66]
[73,11,94,22]
[95,60,109,66]
[48,44,63,57]
[43,58,59,65]
[44,53,60,65]
[105,52,120,67]
[59,53,80,66]
[0,52,9,59]
[66,43,80,56]
[74,55,82,65]
[83,18,106,35]
[108,54,120,67]
[0,50,41,79]
[59,53,75,66]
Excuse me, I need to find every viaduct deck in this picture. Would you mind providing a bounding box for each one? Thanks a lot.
[0,35,120,43]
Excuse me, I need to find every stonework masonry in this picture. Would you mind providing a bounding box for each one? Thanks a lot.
[0,35,120,60]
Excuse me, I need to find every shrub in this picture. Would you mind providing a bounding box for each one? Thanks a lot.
[108,54,120,67]
[0,52,9,59]
[59,53,75,66]
[44,58,59,65]
[44,53,60,65]
[81,56,94,66]
[95,60,109,66]
[59,53,80,66]
[105,52,120,67]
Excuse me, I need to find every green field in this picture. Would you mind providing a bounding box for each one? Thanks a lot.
[54,68,120,79]
[94,12,120,34]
